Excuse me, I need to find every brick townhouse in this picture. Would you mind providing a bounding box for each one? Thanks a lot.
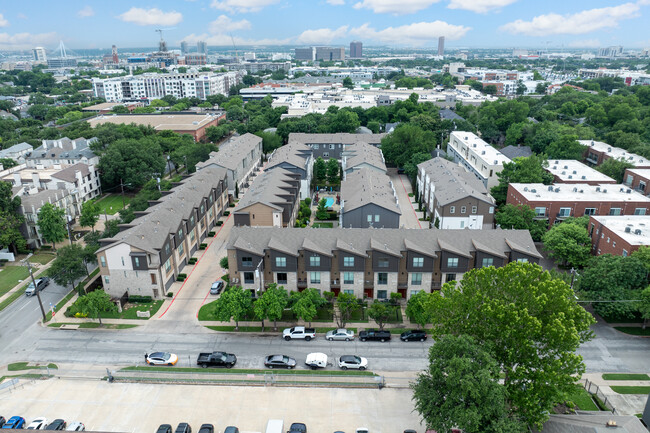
[588,215,650,257]
[623,168,650,195]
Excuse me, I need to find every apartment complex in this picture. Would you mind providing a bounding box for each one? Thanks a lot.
[266,143,314,200]
[26,137,99,168]
[588,215,650,256]
[506,183,650,225]
[447,131,511,189]
[580,140,650,168]
[342,142,386,174]
[288,133,385,159]
[196,133,263,197]
[91,71,243,102]
[340,167,401,229]
[96,166,229,299]
[546,160,616,185]
[0,142,32,163]
[17,189,77,249]
[417,158,496,230]
[293,46,346,61]
[623,168,650,195]
[350,41,363,59]
[226,227,541,299]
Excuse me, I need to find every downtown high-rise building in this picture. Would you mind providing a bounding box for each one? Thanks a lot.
[32,47,47,62]
[438,36,445,56]
[197,41,207,55]
[350,41,363,58]
[181,41,189,55]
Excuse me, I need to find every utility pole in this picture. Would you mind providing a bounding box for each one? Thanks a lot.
[570,267,579,295]
[120,178,125,209]
[24,255,47,322]
[66,215,73,245]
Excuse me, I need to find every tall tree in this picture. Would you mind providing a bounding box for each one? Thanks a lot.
[75,290,117,326]
[290,288,323,327]
[495,204,548,241]
[253,284,288,331]
[490,156,554,207]
[595,157,635,183]
[405,291,433,328]
[48,244,88,295]
[542,222,592,268]
[97,138,165,189]
[639,286,650,330]
[367,300,395,330]
[545,135,587,160]
[313,157,327,183]
[213,285,252,330]
[380,124,435,168]
[79,201,100,232]
[334,292,358,328]
[37,203,67,250]
[326,158,340,184]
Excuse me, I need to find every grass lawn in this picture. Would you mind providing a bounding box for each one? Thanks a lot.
[0,266,30,296]
[602,373,650,380]
[610,386,650,394]
[100,300,163,320]
[121,366,375,376]
[601,313,644,324]
[313,306,334,322]
[566,385,599,411]
[48,323,138,329]
[0,290,24,313]
[29,253,56,265]
[8,362,58,371]
[312,222,333,228]
[94,194,131,215]
[614,327,650,336]
[198,300,218,321]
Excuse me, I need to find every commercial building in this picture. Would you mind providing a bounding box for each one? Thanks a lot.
[294,47,315,61]
[447,131,511,189]
[288,133,385,159]
[96,166,229,299]
[340,167,400,229]
[581,140,650,168]
[226,226,541,299]
[266,143,314,200]
[506,183,650,226]
[623,168,650,195]
[225,61,291,73]
[182,54,207,66]
[180,41,189,55]
[32,47,47,62]
[197,41,207,55]
[47,58,77,68]
[546,160,616,185]
[26,137,99,168]
[437,36,445,56]
[88,113,226,142]
[81,102,145,114]
[196,133,263,196]
[589,215,650,257]
[315,47,345,61]
[417,158,496,230]
[350,41,363,58]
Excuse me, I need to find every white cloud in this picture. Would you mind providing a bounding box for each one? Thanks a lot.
[77,6,95,18]
[353,0,440,14]
[209,15,251,33]
[181,32,291,46]
[0,14,9,27]
[210,0,281,13]
[500,3,641,36]
[327,0,345,5]
[447,0,517,13]
[296,26,349,44]
[118,7,183,26]
[0,32,58,50]
[350,21,470,45]
[567,39,601,48]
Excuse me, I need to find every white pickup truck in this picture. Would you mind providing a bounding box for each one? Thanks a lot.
[282,326,316,341]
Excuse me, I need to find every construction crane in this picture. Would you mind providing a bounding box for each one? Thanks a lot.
[155,28,175,52]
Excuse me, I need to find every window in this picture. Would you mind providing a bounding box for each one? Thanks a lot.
[607,237,610,243]
[461,206,466,214]
[104,276,110,284]
[310,271,321,284]
[200,204,205,214]
[411,290,421,296]
[445,273,456,283]
[534,207,546,217]
[178,228,184,240]
[344,289,354,295]
[623,249,628,257]
[609,208,621,216]
[378,258,389,268]
[277,272,287,284]
[635,208,647,215]
[190,230,195,242]
[375,215,380,222]
[377,290,387,299]
[613,241,616,248]
[313,144,319,149]
[471,206,477,214]
[150,274,157,284]
[178,242,184,256]
[447,257,459,268]
[640,181,647,191]
[344,256,354,267]
[481,258,494,268]
[275,257,286,267]
[134,257,141,267]
[558,208,571,217]
[309,256,321,267]
[517,258,529,263]
[244,272,255,284]
[411,272,422,285]
[343,272,354,284]
[323,152,329,158]
[584,208,596,216]
[100,256,106,267]
[165,244,171,255]
[378,272,388,285]
[412,257,424,268]
[489,206,494,214]
[330,144,335,149]
[190,215,195,226]
[450,206,455,214]
[367,215,372,222]
[460,221,465,229]
[242,257,253,267]
[121,257,125,266]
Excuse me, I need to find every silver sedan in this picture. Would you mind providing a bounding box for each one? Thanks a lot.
[325,328,355,341]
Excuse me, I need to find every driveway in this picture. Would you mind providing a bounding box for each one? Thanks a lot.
[388,170,424,229]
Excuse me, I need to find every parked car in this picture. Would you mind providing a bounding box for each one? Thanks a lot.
[174,423,191,433]
[325,328,354,341]
[264,354,297,369]
[25,277,49,296]
[145,352,178,366]
[3,417,25,429]
[210,281,225,295]
[288,423,307,433]
[282,326,316,341]
[223,427,238,433]
[155,425,172,433]
[45,420,66,430]
[197,425,213,433]
[27,418,48,430]
[359,329,391,342]
[196,351,236,368]
[356,428,369,433]
[0,418,5,428]
[400,330,427,342]
[305,352,327,370]
[338,355,368,370]
[64,422,84,431]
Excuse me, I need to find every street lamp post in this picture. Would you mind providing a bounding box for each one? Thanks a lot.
[23,254,47,322]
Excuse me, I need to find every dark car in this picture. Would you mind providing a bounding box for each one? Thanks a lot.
[359,329,391,342]
[0,418,5,428]
[224,427,239,433]
[25,277,50,296]
[210,281,225,295]
[197,425,213,433]
[264,354,297,369]
[4,417,26,429]
[175,423,191,433]
[400,330,427,342]
[46,420,67,431]
[155,425,172,433]
[196,351,237,368]
[289,423,307,433]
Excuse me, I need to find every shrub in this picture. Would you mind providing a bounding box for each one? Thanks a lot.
[216,221,223,226]
[229,203,235,207]
[199,243,207,250]
[167,292,173,298]
[208,231,215,237]
[128,295,153,303]
[188,257,198,265]
[223,211,230,216]
[41,245,52,250]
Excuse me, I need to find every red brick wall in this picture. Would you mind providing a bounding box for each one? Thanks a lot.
[588,217,638,256]
[623,169,650,195]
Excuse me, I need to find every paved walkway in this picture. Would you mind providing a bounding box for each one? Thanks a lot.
[581,373,650,415]
[388,170,424,229]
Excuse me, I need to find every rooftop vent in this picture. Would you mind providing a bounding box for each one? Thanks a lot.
[573,170,577,174]
[548,186,554,191]
[635,229,642,235]
[568,175,573,179]
[603,189,608,193]
[596,187,601,192]
[531,189,537,193]
[607,147,612,152]
[582,176,586,179]
[554,188,560,193]
[564,165,569,169]
[572,187,578,192]
[625,227,631,233]
[523,187,528,192]
[605,420,617,428]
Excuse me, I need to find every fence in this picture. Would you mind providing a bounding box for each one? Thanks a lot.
[584,379,618,414]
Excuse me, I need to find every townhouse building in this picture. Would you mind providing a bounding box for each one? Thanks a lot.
[226,226,541,300]
[266,143,313,200]
[506,183,650,226]
[0,142,32,164]
[623,168,650,195]
[447,131,511,189]
[17,188,77,249]
[340,167,401,229]
[417,157,496,230]
[26,137,99,168]
[196,133,263,197]
[588,215,650,257]
[546,160,616,185]
[342,142,387,175]
[580,140,650,168]
[96,166,229,299]
[288,133,386,159]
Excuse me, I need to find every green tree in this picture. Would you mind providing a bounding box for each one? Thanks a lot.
[595,157,634,183]
[79,201,100,232]
[491,156,554,207]
[639,286,650,330]
[429,262,595,428]
[315,198,329,220]
[545,135,586,160]
[37,203,67,250]
[256,131,283,154]
[0,211,27,254]
[219,256,229,269]
[367,300,395,330]
[326,158,340,184]
[483,84,497,95]
[97,138,165,188]
[495,204,548,241]
[75,290,117,326]
[403,152,432,183]
[213,285,252,330]
[48,244,88,295]
[313,157,326,183]
[381,125,435,168]
[367,120,380,133]
[412,335,524,433]
[542,222,592,268]
[405,290,433,328]
[253,284,288,331]
[533,70,543,81]
[334,292,358,328]
[111,105,129,114]
[342,77,354,89]
[290,288,323,327]
[631,246,650,272]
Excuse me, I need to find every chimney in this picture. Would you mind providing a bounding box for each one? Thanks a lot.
[13,173,22,186]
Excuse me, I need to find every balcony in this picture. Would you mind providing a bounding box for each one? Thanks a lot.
[297,279,307,289]
[556,213,572,220]
[431,281,442,290]
[363,280,374,289]
[397,282,408,289]
[330,279,340,289]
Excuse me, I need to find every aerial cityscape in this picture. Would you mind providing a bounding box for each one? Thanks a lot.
[0,1,649,433]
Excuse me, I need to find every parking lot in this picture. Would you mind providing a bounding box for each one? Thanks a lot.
[0,378,424,433]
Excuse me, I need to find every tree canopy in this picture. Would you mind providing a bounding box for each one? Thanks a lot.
[37,203,67,249]
[491,155,554,207]
[542,221,592,268]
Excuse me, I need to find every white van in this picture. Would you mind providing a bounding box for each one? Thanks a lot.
[265,420,283,433]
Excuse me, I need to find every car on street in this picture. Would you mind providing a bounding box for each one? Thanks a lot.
[288,423,307,433]
[46,420,66,430]
[400,330,427,342]
[64,423,84,431]
[197,425,213,433]
[196,351,237,368]
[0,418,5,428]
[210,281,225,295]
[305,352,328,369]
[359,329,391,342]
[264,354,297,369]
[27,418,48,430]
[325,328,354,341]
[223,427,238,433]
[282,326,316,341]
[25,277,50,296]
[155,425,172,433]
[338,355,368,370]
[145,352,178,366]
[3,417,25,429]
[174,423,191,433]
[356,428,369,433]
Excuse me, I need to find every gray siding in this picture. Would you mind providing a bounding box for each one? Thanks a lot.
[342,203,400,229]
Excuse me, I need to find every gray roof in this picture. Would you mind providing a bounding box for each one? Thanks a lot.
[341,167,401,214]
[227,226,542,259]
[19,188,70,210]
[439,108,465,121]
[343,142,386,172]
[28,137,97,162]
[50,163,92,183]
[196,133,262,172]
[288,132,386,146]
[500,144,533,160]
[235,168,299,212]
[533,414,648,433]
[417,157,494,206]
[266,142,312,172]
[0,142,32,158]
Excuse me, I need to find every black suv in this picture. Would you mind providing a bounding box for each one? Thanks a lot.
[175,424,191,433]
[400,330,427,342]
[288,423,307,433]
[359,329,391,342]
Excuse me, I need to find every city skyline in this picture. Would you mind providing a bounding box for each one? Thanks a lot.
[0,0,649,52]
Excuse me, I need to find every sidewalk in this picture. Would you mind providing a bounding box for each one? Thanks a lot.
[0,262,50,305]
[581,373,650,415]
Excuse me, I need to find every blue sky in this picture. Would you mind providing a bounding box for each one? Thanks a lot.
[1,0,649,51]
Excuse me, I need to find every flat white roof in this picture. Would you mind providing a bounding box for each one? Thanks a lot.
[510,183,650,203]
[450,131,511,165]
[580,140,650,166]
[546,159,615,183]
[591,215,650,246]
[625,168,650,179]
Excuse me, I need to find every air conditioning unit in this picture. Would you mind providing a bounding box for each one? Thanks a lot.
[635,229,642,235]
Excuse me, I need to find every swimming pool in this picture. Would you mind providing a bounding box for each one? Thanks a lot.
[324,197,335,207]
